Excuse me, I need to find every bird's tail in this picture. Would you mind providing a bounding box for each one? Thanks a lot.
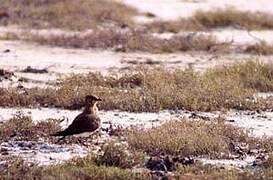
[51,130,66,137]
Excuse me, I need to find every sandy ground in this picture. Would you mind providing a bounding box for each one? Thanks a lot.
[1,141,88,166]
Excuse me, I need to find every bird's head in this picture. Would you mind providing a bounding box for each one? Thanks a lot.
[85,95,102,106]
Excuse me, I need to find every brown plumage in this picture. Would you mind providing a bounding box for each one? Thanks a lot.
[52,95,102,138]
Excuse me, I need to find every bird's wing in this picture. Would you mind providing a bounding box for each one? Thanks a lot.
[64,113,87,133]
[52,113,101,136]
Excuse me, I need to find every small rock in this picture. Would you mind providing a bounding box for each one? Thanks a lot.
[0,69,14,79]
[151,119,159,122]
[146,157,168,172]
[3,49,10,53]
[17,141,33,149]
[17,84,24,89]
[257,115,267,119]
[189,113,210,121]
[249,111,255,115]
[173,156,195,165]
[146,156,177,172]
[145,12,156,18]
[256,109,262,114]
[227,119,235,122]
[21,66,48,74]
[0,147,8,155]
[1,151,8,155]
[189,112,197,119]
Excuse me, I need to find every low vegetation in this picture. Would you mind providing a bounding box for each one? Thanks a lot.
[5,28,273,54]
[194,8,273,30]
[15,29,220,53]
[0,113,61,142]
[2,61,273,112]
[0,157,150,180]
[1,3,273,55]
[175,163,273,180]
[221,61,273,92]
[0,0,138,30]
[245,41,273,55]
[147,8,273,33]
[127,118,249,157]
[1,119,273,179]
[2,155,273,180]
[2,2,273,33]
[95,142,144,169]
[2,2,273,179]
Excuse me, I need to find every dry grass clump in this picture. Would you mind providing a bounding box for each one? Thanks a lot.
[220,61,273,92]
[175,163,273,180]
[0,87,58,108]
[146,18,203,33]
[194,8,273,30]
[25,29,219,53]
[262,154,273,168]
[147,8,273,33]
[0,113,61,142]
[127,118,249,157]
[95,142,145,169]
[1,0,138,30]
[0,156,150,180]
[175,163,240,179]
[245,41,273,55]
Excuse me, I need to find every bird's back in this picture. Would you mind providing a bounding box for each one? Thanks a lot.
[53,113,100,137]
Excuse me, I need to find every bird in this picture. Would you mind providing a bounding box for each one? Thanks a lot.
[51,95,102,140]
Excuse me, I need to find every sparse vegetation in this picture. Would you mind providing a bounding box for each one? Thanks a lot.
[220,61,273,92]
[147,18,203,33]
[1,0,138,30]
[2,155,273,180]
[174,163,273,179]
[2,61,273,112]
[263,154,273,169]
[194,8,273,30]
[147,8,273,33]
[5,29,273,54]
[2,1,273,179]
[16,29,219,53]
[0,156,150,180]
[95,142,144,169]
[0,113,61,142]
[2,3,273,55]
[127,118,249,157]
[3,2,273,33]
[245,41,273,55]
